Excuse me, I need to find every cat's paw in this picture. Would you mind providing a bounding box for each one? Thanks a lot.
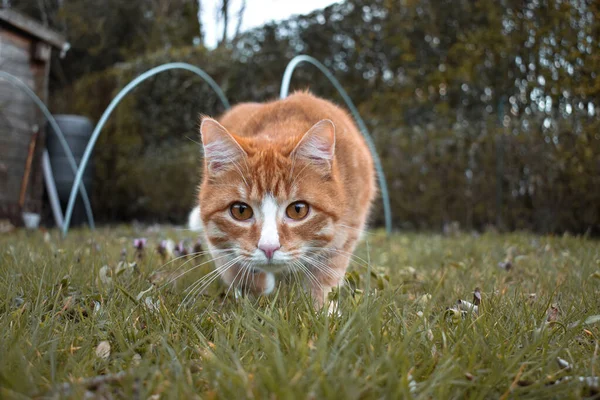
[327,301,341,316]
[260,272,276,295]
[245,270,276,296]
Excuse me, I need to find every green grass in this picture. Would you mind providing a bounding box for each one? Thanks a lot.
[1,227,599,399]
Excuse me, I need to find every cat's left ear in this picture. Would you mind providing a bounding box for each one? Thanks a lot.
[292,119,336,171]
[200,117,247,174]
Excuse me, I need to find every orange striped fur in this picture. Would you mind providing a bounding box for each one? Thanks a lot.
[197,91,375,305]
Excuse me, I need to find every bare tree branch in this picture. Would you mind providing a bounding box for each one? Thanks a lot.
[219,0,229,45]
[234,0,246,39]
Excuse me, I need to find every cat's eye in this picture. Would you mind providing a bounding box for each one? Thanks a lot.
[230,202,253,221]
[286,201,309,220]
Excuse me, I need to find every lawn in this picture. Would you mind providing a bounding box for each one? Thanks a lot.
[1,226,599,399]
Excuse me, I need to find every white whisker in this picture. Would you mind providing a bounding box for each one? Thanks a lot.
[304,246,370,267]
[293,259,322,291]
[224,259,249,300]
[155,248,233,274]
[300,255,340,280]
[178,255,243,309]
[337,224,374,237]
[159,252,236,289]
[300,254,350,287]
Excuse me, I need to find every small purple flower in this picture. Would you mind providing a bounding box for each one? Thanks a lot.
[174,240,188,257]
[156,239,175,259]
[133,238,147,251]
[157,240,167,255]
[192,239,203,254]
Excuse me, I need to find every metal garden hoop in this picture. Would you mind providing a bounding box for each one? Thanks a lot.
[56,58,391,236]
[0,71,95,228]
[280,55,392,235]
[61,62,230,235]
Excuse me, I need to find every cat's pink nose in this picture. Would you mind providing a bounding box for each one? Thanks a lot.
[259,244,280,260]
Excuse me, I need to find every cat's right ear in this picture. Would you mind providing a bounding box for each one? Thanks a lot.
[200,118,246,174]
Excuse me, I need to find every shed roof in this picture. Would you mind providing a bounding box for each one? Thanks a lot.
[0,8,70,55]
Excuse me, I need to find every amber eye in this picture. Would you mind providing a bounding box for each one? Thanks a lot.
[286,201,309,220]
[230,202,253,221]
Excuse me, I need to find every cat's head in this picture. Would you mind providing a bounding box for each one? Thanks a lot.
[198,117,342,272]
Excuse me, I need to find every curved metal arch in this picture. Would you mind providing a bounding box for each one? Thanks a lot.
[0,71,95,228]
[62,62,230,236]
[280,55,393,235]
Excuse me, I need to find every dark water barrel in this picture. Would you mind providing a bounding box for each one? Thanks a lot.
[46,115,94,226]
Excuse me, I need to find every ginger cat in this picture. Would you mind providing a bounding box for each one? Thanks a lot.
[196,91,375,306]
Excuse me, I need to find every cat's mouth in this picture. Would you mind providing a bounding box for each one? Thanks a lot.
[249,258,290,272]
[227,248,301,273]
[251,265,302,278]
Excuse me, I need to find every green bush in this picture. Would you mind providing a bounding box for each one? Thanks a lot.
[53,46,335,224]
[53,0,600,233]
[54,48,229,223]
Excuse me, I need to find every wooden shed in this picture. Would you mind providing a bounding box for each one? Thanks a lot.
[0,8,69,225]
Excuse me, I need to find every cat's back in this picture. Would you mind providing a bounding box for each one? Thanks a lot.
[218,102,263,131]
[219,92,371,157]
[220,91,373,170]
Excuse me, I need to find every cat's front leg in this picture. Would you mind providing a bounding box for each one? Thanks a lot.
[306,253,348,309]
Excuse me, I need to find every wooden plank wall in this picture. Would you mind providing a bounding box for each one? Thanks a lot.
[0,26,49,223]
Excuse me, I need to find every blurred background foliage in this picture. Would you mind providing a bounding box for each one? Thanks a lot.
[9,0,600,233]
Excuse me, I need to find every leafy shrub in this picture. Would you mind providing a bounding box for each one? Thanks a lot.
[53,0,600,233]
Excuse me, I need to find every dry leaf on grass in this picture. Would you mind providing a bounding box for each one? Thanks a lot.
[95,341,111,360]
[473,287,481,306]
[551,376,599,394]
[144,297,160,312]
[498,261,512,271]
[115,261,137,278]
[546,304,560,323]
[567,314,600,329]
[98,266,112,286]
[417,293,432,307]
[131,353,142,367]
[457,299,479,314]
[447,287,481,317]
[556,357,572,371]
